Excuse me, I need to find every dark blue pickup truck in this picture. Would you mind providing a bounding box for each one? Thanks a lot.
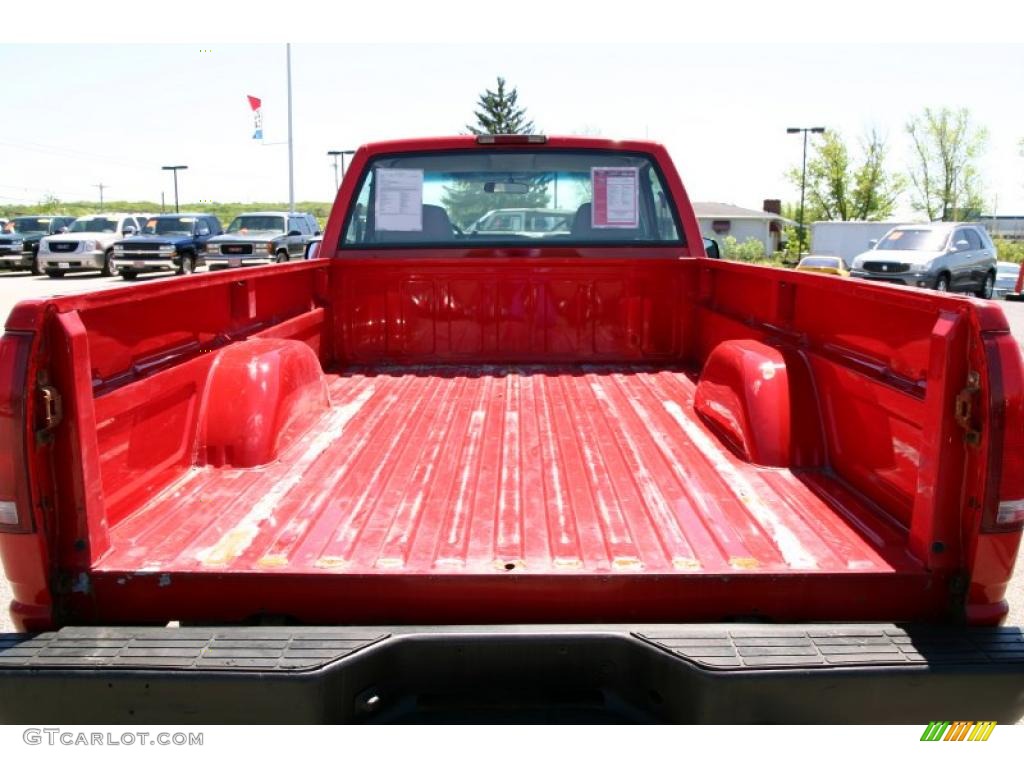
[112,213,223,280]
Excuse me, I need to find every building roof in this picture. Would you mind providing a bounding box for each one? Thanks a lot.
[693,202,794,224]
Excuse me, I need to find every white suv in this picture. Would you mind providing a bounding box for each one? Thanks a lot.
[38,214,144,278]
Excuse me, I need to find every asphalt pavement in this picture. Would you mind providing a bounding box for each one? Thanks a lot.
[1,272,1023,656]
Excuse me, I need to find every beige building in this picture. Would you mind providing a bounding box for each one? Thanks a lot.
[694,201,793,255]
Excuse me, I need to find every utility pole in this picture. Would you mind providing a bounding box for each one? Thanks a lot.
[286,43,295,215]
[786,126,825,253]
[94,183,107,212]
[327,150,355,193]
[161,166,188,213]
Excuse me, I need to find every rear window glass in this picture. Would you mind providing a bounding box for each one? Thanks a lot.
[340,150,684,251]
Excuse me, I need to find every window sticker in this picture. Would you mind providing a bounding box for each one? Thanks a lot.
[591,167,639,229]
[375,169,424,231]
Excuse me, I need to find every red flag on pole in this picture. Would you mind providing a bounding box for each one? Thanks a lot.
[247,95,262,112]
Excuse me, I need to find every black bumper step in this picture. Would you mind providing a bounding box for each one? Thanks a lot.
[1,624,1022,724]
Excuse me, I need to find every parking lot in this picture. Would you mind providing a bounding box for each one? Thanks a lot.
[2,271,1023,635]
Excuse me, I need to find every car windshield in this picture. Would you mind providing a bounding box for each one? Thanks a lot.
[3,218,51,234]
[143,217,195,236]
[876,229,949,251]
[69,218,118,233]
[341,150,682,250]
[227,216,285,233]
[800,257,842,268]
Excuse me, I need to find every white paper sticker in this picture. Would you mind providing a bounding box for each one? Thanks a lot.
[375,169,423,231]
[591,167,639,229]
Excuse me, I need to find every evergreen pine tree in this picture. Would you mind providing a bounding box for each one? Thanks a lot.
[466,77,536,135]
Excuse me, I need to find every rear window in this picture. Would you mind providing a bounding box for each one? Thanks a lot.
[340,150,684,251]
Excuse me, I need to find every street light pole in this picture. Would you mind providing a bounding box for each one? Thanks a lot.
[327,150,356,193]
[786,126,825,254]
[161,165,188,213]
[286,43,295,215]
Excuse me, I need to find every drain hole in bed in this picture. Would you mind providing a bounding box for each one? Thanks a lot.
[504,562,516,571]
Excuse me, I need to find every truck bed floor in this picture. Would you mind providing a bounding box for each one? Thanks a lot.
[97,365,920,578]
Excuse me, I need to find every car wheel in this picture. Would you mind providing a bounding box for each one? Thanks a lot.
[121,271,137,281]
[974,271,995,300]
[101,249,119,277]
[275,251,289,264]
[934,274,950,293]
[46,270,65,279]
[177,254,195,276]
[30,253,43,276]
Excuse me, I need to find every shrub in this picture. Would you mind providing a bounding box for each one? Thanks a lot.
[994,237,1024,264]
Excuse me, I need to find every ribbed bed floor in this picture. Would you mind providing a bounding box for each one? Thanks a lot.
[96,365,920,576]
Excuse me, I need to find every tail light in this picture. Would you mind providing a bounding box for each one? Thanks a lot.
[0,332,33,533]
[983,333,1024,532]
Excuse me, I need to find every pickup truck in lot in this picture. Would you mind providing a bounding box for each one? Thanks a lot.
[0,216,76,275]
[38,214,146,278]
[204,211,320,269]
[0,135,1022,724]
[112,214,224,280]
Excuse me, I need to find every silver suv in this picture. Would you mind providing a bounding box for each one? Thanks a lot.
[849,223,997,298]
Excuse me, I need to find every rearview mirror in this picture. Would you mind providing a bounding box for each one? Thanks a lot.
[954,239,970,251]
[868,238,878,248]
[123,226,137,236]
[57,226,69,234]
[305,241,321,260]
[197,226,210,236]
[288,230,302,237]
[484,181,529,194]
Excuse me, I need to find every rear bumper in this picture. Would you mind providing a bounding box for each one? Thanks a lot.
[1,623,1022,724]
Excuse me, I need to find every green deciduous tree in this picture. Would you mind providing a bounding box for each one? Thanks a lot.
[786,129,903,223]
[906,107,987,221]
[465,76,536,135]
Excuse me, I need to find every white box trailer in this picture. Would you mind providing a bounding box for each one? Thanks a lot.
[810,221,913,263]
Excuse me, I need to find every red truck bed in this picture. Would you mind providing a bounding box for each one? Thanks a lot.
[100,365,915,578]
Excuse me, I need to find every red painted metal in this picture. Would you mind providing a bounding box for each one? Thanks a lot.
[694,340,791,466]
[0,137,1021,630]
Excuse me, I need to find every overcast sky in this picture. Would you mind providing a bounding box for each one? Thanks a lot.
[1,43,1022,217]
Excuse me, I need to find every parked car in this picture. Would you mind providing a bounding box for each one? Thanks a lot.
[796,255,849,277]
[849,223,997,298]
[994,261,1021,300]
[38,214,146,278]
[466,208,574,236]
[0,216,76,275]
[204,211,320,269]
[112,214,223,280]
